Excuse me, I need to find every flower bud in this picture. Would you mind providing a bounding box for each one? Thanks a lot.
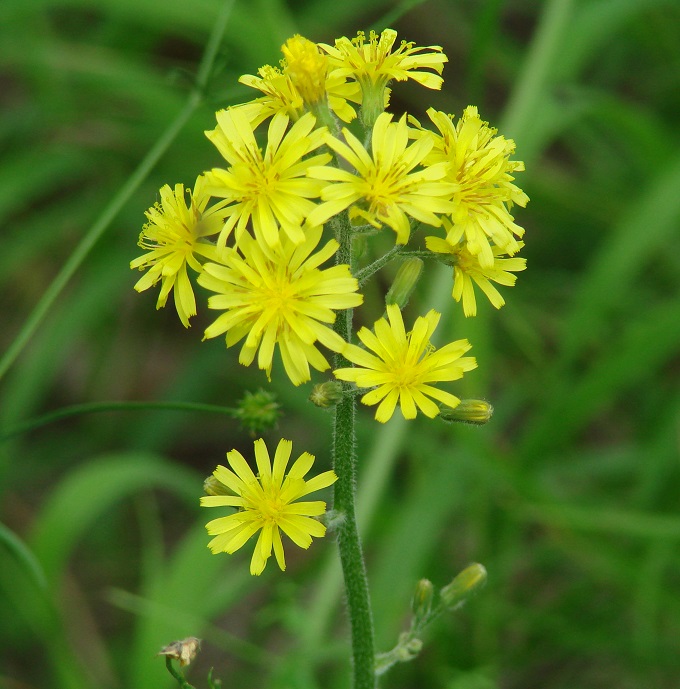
[157,637,201,667]
[203,475,230,497]
[411,578,434,622]
[439,563,487,610]
[385,258,423,309]
[439,399,493,426]
[397,635,423,661]
[233,389,280,435]
[309,381,344,408]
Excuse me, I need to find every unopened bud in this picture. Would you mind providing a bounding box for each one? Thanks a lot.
[396,636,423,661]
[203,475,230,497]
[157,637,201,667]
[439,399,493,426]
[309,381,344,408]
[411,578,434,622]
[233,389,280,435]
[440,563,487,610]
[386,258,423,309]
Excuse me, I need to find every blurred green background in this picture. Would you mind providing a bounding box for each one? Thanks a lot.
[1,0,680,688]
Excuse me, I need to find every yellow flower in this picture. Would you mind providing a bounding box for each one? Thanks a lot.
[334,304,477,422]
[319,29,446,125]
[426,232,527,317]
[281,35,329,106]
[422,107,529,268]
[204,110,331,250]
[201,438,337,575]
[197,225,363,386]
[306,112,456,244]
[236,64,361,128]
[130,176,227,327]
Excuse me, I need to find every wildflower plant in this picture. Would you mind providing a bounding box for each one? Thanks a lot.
[131,27,528,689]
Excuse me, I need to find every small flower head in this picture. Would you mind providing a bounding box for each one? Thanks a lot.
[204,110,331,250]
[319,29,447,125]
[201,438,337,575]
[307,112,456,244]
[236,64,360,127]
[130,176,228,327]
[423,107,529,267]
[426,232,526,317]
[197,225,363,386]
[334,304,477,422]
[281,35,329,106]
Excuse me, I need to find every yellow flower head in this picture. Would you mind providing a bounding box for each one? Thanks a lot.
[204,110,331,250]
[237,64,305,127]
[334,304,477,422]
[426,230,527,317]
[306,112,456,244]
[197,225,363,386]
[236,63,361,128]
[281,34,329,105]
[201,438,338,575]
[319,29,447,125]
[319,28,447,91]
[130,176,228,327]
[423,107,529,268]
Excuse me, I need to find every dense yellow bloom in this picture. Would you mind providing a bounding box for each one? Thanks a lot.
[319,28,447,92]
[426,233,527,317]
[236,64,361,127]
[281,34,329,105]
[319,29,446,126]
[130,176,227,327]
[334,304,477,422]
[422,107,529,268]
[197,225,363,386]
[204,110,331,250]
[201,438,337,575]
[306,112,456,243]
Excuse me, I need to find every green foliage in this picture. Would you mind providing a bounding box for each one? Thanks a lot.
[2,0,680,688]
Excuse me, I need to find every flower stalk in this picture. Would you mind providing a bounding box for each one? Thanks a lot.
[332,211,376,689]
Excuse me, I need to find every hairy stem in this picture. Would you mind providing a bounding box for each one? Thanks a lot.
[332,214,376,689]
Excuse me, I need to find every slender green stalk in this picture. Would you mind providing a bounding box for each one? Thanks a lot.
[355,244,403,286]
[332,214,376,689]
[0,400,236,442]
[164,658,196,689]
[0,0,235,383]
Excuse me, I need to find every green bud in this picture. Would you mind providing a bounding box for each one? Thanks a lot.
[411,578,434,622]
[440,563,487,610]
[233,389,280,435]
[203,475,230,497]
[309,381,344,408]
[396,635,422,661]
[439,399,493,426]
[385,258,423,309]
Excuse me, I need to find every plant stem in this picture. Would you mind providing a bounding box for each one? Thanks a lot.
[332,214,376,689]
[0,400,236,442]
[0,0,235,383]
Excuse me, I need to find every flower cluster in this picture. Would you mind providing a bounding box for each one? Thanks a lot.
[131,27,529,572]
[131,26,527,405]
